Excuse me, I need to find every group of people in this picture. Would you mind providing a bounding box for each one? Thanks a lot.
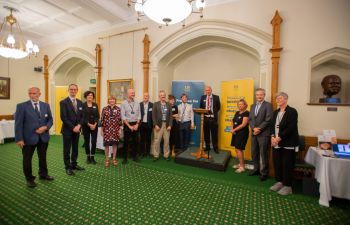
[15,84,299,196]
[230,88,299,196]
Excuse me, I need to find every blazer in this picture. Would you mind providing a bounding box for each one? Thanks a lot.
[152,101,173,128]
[82,102,99,126]
[248,101,273,137]
[60,97,83,135]
[200,94,221,120]
[15,100,53,145]
[140,101,153,128]
[271,105,299,148]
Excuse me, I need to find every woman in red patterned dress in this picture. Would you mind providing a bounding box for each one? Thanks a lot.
[100,96,122,167]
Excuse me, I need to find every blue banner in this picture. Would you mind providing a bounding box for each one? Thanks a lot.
[172,81,205,146]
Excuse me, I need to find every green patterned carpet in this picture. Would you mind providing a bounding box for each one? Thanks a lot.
[0,136,349,225]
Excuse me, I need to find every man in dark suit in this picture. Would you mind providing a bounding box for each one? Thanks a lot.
[140,92,153,157]
[248,88,273,181]
[15,87,54,188]
[200,86,221,153]
[60,84,84,175]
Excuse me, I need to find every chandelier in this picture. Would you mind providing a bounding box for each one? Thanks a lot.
[0,6,39,59]
[128,0,206,26]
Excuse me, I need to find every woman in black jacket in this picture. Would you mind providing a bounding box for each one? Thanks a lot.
[270,92,299,196]
[82,91,100,164]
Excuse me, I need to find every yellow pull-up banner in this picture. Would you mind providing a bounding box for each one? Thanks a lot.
[219,79,254,159]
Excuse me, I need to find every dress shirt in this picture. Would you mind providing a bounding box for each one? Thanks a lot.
[205,95,214,118]
[178,102,194,125]
[121,99,141,122]
[31,100,40,112]
[255,101,264,116]
[142,102,149,123]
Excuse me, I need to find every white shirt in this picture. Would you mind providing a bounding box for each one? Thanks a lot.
[177,102,194,125]
[31,100,40,112]
[142,102,149,123]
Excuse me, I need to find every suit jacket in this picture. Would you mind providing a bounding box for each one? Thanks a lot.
[200,94,221,120]
[60,97,83,135]
[15,100,53,145]
[271,105,299,147]
[248,101,273,137]
[140,101,153,128]
[82,102,99,126]
[152,101,173,128]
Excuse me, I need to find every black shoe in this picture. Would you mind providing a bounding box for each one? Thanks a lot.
[214,148,219,154]
[26,180,37,188]
[133,158,140,163]
[39,175,54,181]
[72,165,85,171]
[248,170,260,176]
[90,156,97,165]
[260,175,268,181]
[122,159,128,164]
[205,147,211,151]
[153,157,159,162]
[86,156,91,164]
[66,169,75,176]
[164,157,170,161]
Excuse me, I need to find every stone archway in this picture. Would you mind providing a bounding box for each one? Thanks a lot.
[149,19,272,99]
[48,47,96,133]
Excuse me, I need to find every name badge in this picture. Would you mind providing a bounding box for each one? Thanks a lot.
[131,112,135,114]
[45,114,48,118]
[238,116,241,119]
[203,100,206,102]
[79,107,82,110]
[149,108,152,111]
[93,106,96,109]
[172,108,175,111]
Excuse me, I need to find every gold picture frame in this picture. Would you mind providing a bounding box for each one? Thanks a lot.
[107,79,133,104]
[0,77,10,99]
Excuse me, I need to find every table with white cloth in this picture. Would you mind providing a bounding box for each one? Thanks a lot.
[304,147,350,207]
[0,120,15,144]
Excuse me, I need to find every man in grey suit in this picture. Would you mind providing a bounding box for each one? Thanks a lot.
[152,90,173,161]
[15,87,54,188]
[248,88,273,181]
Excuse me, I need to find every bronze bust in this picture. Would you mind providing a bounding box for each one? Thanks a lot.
[319,74,342,103]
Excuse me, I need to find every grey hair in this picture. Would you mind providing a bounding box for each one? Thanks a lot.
[276,92,288,99]
[255,88,266,95]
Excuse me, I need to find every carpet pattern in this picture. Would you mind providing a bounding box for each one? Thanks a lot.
[0,136,349,225]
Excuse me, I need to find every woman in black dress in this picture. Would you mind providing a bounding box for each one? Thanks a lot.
[168,95,179,157]
[82,91,100,164]
[231,99,249,173]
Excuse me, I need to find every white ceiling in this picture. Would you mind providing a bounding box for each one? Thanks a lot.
[0,0,237,47]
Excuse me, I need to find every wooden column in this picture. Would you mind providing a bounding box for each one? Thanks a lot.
[142,34,150,93]
[270,10,283,110]
[95,44,102,108]
[43,55,49,103]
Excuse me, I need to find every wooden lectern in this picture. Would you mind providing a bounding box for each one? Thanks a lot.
[191,108,212,160]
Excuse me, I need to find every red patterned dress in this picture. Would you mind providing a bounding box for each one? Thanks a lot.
[100,105,122,146]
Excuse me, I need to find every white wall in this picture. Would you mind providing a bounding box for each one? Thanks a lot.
[1,0,349,138]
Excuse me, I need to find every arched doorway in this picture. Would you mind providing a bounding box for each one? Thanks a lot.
[49,48,95,133]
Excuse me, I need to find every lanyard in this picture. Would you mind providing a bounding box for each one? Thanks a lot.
[128,102,135,113]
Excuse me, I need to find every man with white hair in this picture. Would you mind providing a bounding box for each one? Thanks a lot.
[15,87,54,187]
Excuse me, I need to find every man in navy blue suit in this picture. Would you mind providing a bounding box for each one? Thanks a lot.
[200,86,221,153]
[60,84,84,175]
[15,87,54,188]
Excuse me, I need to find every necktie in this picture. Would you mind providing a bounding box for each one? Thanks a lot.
[207,96,211,110]
[34,103,40,118]
[72,99,77,113]
[255,103,261,116]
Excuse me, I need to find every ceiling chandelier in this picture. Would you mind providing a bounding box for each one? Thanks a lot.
[128,0,206,26]
[0,6,39,59]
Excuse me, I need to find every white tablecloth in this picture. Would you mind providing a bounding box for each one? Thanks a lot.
[0,120,15,144]
[304,147,350,207]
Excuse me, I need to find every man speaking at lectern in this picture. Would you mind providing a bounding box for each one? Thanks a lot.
[200,86,221,153]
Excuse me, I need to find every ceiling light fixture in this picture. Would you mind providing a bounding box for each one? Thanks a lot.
[127,0,206,27]
[0,6,39,59]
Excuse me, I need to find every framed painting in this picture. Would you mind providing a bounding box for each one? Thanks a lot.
[107,79,133,104]
[0,77,10,99]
